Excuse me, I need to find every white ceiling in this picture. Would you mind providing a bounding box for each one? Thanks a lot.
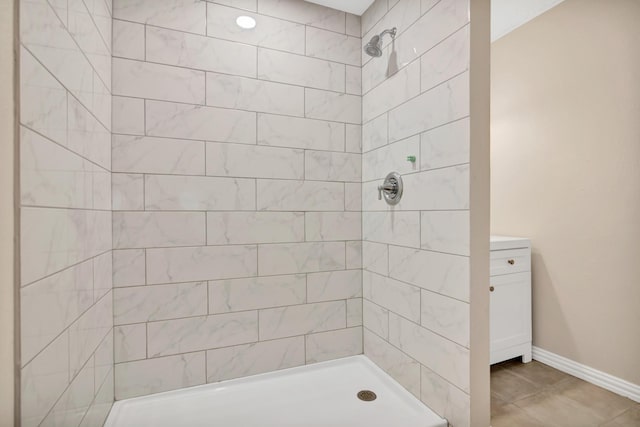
[491,0,565,41]
[304,0,375,16]
[305,0,566,39]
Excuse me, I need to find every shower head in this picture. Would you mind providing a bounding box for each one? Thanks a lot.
[363,27,397,58]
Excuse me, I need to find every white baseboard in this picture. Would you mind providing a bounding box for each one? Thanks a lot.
[532,346,640,403]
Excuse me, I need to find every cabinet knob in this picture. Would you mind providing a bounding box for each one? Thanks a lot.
[507,259,515,265]
[489,286,495,292]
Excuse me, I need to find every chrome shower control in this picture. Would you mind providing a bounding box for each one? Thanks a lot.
[377,172,403,205]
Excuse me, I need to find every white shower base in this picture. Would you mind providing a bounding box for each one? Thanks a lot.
[105,355,447,427]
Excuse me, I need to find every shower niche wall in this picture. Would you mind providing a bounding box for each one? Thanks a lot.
[17,0,489,426]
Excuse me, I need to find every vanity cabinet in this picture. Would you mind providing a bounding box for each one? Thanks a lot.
[490,236,532,364]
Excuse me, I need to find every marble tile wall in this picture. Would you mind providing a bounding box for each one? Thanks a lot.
[360,1,472,426]
[19,0,114,425]
[111,0,363,400]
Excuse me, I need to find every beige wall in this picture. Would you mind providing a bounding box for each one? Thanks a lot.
[470,0,491,424]
[491,0,640,385]
[0,0,16,425]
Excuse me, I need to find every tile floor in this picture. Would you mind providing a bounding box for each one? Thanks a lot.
[491,359,640,427]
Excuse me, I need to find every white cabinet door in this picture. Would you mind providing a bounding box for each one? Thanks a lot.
[490,272,531,354]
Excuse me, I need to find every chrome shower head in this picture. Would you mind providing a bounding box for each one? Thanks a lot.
[363,27,397,58]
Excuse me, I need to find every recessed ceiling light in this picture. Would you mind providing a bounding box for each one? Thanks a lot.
[236,16,256,29]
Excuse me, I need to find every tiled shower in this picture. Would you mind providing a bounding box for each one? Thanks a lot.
[17,0,486,426]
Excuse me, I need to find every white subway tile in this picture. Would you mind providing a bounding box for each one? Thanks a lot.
[345,183,362,212]
[112,173,144,211]
[207,212,304,245]
[363,60,420,123]
[39,354,94,427]
[147,311,258,357]
[363,271,420,323]
[346,241,362,269]
[362,113,388,152]
[206,337,305,383]
[305,212,362,241]
[146,26,256,77]
[207,4,304,54]
[113,58,205,104]
[389,314,469,392]
[94,329,113,393]
[347,298,362,327]
[113,249,146,287]
[258,0,345,33]
[363,211,420,248]
[113,211,206,249]
[306,327,362,363]
[21,127,98,210]
[21,207,111,285]
[346,13,361,37]
[146,100,256,144]
[68,293,112,377]
[258,242,345,276]
[20,47,67,146]
[306,27,362,67]
[114,324,146,363]
[388,72,469,142]
[146,245,257,284]
[305,151,361,182]
[21,332,69,427]
[345,65,361,95]
[363,299,389,340]
[257,180,344,211]
[209,274,306,313]
[93,251,113,302]
[258,48,345,92]
[420,366,470,427]
[113,135,205,175]
[421,25,469,92]
[345,124,361,153]
[420,117,469,170]
[421,210,470,256]
[145,175,256,211]
[361,0,387,36]
[362,240,388,276]
[209,0,256,11]
[20,261,93,364]
[421,290,469,347]
[305,88,361,124]
[362,135,419,182]
[114,282,208,325]
[206,73,304,116]
[389,245,469,302]
[364,328,421,397]
[68,95,111,169]
[115,352,206,400]
[113,0,206,34]
[307,269,362,302]
[257,114,344,151]
[206,142,303,179]
[113,19,144,60]
[259,301,345,340]
[112,97,143,137]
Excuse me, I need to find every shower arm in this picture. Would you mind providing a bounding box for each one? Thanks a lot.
[380,27,397,40]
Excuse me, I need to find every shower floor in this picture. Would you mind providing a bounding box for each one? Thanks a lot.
[105,355,447,427]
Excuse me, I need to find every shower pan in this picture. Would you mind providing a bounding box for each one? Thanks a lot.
[106,357,447,427]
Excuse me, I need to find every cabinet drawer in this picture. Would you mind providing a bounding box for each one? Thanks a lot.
[490,248,530,276]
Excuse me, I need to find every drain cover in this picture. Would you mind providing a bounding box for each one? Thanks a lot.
[357,390,377,401]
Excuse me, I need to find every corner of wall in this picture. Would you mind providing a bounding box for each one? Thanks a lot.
[469,0,491,425]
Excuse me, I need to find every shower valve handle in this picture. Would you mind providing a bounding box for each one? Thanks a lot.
[377,183,397,200]
[377,172,403,205]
